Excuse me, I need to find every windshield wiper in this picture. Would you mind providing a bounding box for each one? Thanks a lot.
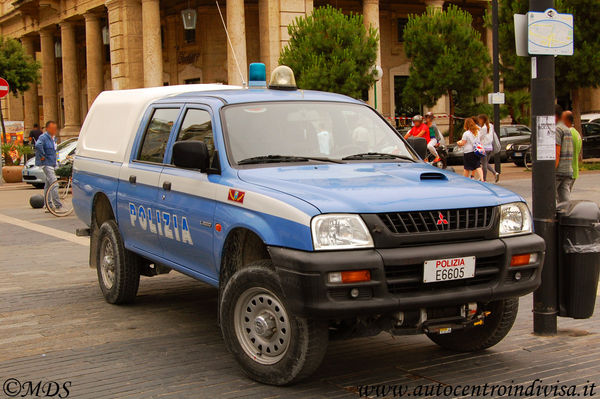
[341,152,416,162]
[238,155,343,165]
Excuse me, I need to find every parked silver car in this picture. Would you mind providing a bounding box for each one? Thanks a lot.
[22,138,78,188]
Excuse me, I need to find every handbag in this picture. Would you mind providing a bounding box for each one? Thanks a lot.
[474,143,487,158]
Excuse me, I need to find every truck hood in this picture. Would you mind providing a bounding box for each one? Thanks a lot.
[237,163,523,214]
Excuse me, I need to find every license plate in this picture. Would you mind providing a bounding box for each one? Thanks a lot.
[514,152,522,157]
[423,256,476,283]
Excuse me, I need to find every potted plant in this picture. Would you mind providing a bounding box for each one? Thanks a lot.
[2,143,32,183]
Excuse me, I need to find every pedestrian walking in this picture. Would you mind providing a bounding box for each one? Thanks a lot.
[35,121,62,210]
[554,105,574,203]
[478,114,500,183]
[28,123,43,145]
[562,110,582,192]
[457,118,484,181]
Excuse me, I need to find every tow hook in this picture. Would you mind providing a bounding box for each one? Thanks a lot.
[422,308,492,335]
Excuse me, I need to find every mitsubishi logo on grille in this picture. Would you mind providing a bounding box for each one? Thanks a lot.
[437,212,448,225]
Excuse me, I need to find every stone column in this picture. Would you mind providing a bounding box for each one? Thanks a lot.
[84,13,105,108]
[60,21,81,136]
[259,0,280,75]
[226,0,248,86]
[39,29,59,125]
[21,36,40,131]
[363,0,381,112]
[106,0,144,90]
[141,0,163,87]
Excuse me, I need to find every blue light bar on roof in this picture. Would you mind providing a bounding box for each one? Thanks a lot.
[248,63,267,88]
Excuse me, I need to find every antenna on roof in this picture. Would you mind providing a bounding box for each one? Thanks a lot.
[216,0,247,88]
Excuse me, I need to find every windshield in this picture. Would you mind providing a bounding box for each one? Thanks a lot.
[57,137,77,151]
[222,102,417,165]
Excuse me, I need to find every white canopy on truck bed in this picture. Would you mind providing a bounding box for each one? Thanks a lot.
[76,84,240,163]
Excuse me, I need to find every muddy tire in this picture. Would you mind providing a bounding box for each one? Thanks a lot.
[219,260,328,385]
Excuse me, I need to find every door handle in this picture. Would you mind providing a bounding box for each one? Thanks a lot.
[129,175,136,184]
[162,181,172,191]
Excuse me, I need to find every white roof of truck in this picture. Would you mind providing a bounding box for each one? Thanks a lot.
[76,84,240,163]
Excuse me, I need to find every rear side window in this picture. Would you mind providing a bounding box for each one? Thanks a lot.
[138,108,181,163]
[175,109,216,164]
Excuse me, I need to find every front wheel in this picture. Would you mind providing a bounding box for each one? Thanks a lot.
[427,297,519,352]
[219,261,328,385]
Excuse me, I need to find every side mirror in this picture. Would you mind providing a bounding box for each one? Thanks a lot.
[406,136,428,159]
[172,141,209,172]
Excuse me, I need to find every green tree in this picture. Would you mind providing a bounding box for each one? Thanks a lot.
[279,6,379,99]
[497,0,600,130]
[0,36,40,164]
[402,5,491,141]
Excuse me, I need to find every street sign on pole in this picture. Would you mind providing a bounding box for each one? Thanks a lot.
[528,8,574,56]
[0,77,9,98]
[530,0,558,337]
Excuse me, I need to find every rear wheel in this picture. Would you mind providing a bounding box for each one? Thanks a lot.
[96,220,140,304]
[220,261,328,385]
[426,298,519,352]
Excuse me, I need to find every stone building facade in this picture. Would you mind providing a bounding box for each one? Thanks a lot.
[1,0,599,139]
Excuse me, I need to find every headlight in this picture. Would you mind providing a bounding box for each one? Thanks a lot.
[311,214,374,250]
[499,202,533,237]
[506,144,512,150]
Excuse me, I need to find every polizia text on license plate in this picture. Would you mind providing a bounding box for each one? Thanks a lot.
[423,256,476,283]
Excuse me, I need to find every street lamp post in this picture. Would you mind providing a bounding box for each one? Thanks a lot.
[530,0,558,335]
[372,65,383,112]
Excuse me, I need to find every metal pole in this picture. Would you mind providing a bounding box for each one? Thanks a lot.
[0,98,6,145]
[531,0,558,335]
[492,0,502,174]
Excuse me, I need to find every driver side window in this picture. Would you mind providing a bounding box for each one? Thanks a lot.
[175,109,216,165]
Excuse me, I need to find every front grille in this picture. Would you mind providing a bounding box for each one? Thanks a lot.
[378,207,495,235]
[385,255,502,295]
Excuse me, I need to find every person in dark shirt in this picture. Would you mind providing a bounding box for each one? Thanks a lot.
[28,123,43,145]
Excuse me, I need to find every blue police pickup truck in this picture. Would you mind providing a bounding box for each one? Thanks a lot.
[73,65,545,385]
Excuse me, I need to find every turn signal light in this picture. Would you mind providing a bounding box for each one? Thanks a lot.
[511,253,537,267]
[328,270,371,284]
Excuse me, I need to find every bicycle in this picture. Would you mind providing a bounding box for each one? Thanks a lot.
[45,160,74,217]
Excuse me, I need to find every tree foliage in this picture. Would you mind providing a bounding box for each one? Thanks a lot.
[0,36,40,95]
[497,0,600,127]
[279,6,379,99]
[402,5,490,140]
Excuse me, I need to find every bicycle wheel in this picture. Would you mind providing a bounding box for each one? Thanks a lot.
[45,178,74,217]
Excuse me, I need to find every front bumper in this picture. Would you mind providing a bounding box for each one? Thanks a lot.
[269,234,545,319]
[22,166,46,184]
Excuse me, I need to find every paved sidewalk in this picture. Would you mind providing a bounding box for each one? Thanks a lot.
[0,183,599,398]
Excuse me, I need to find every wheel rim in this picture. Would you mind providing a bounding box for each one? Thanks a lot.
[233,287,290,365]
[100,237,116,289]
